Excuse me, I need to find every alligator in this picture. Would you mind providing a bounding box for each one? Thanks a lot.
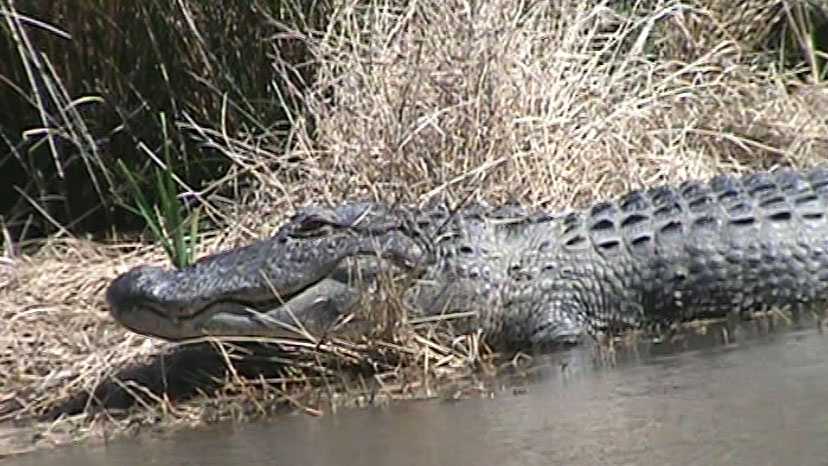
[107,167,828,350]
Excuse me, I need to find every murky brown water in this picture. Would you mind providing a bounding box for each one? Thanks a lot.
[9,324,828,466]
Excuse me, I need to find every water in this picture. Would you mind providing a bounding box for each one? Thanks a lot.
[9,325,828,465]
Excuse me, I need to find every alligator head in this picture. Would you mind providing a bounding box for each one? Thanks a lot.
[107,203,424,341]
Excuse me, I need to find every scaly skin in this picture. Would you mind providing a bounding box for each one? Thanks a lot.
[107,167,828,348]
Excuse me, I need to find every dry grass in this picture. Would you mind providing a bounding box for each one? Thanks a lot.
[244,0,828,209]
[2,0,828,455]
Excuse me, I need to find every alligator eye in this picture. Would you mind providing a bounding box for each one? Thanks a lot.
[291,218,333,238]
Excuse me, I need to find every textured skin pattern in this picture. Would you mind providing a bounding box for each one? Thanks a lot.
[409,168,828,347]
[107,168,828,347]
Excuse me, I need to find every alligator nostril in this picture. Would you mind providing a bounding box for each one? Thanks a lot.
[458,245,474,255]
[106,265,169,315]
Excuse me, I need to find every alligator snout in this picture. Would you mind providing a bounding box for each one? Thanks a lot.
[106,265,169,317]
[106,265,205,340]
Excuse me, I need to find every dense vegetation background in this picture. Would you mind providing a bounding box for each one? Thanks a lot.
[1,0,328,241]
[1,0,827,247]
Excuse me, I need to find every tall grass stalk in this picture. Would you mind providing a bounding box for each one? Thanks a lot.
[118,113,200,268]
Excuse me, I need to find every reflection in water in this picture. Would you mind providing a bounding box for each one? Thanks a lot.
[12,325,828,466]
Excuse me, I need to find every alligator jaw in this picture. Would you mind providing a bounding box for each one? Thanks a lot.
[107,265,369,341]
[109,298,285,341]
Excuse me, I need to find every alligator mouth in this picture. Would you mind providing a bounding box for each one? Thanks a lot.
[107,269,368,342]
[113,297,304,342]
